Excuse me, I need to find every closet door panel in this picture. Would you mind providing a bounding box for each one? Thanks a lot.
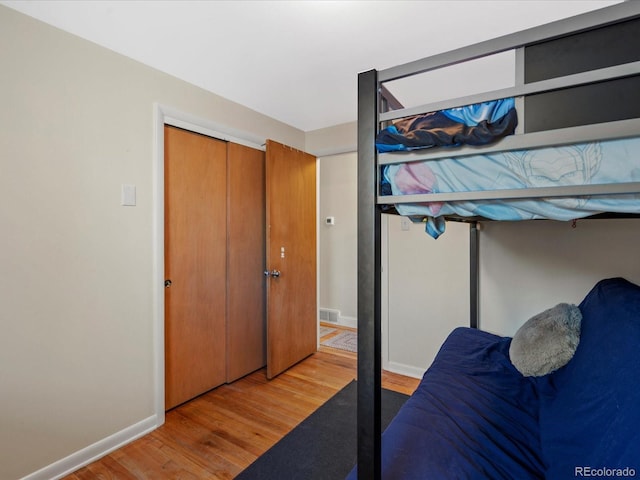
[226,142,266,382]
[164,126,227,410]
[265,140,317,379]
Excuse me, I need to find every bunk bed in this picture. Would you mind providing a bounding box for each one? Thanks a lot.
[354,3,640,479]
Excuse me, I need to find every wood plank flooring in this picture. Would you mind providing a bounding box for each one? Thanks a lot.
[64,325,420,479]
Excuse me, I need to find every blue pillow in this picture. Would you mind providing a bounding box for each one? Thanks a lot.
[538,278,640,479]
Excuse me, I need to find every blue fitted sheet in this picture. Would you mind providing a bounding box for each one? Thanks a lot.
[384,137,640,238]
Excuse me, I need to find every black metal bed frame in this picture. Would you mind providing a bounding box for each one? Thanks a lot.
[356,3,640,479]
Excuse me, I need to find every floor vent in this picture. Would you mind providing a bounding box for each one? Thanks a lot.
[319,308,339,323]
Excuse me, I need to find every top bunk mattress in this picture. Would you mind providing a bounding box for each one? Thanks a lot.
[382,136,640,238]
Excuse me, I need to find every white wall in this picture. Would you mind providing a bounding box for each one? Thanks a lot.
[306,121,356,158]
[384,215,470,377]
[479,219,640,336]
[318,152,357,325]
[383,217,640,378]
[0,6,304,480]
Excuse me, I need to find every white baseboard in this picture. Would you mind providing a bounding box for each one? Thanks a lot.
[336,315,357,329]
[384,361,426,380]
[21,415,159,480]
[319,310,357,330]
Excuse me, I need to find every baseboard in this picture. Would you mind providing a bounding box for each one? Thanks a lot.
[336,315,357,329]
[21,415,159,480]
[385,361,426,380]
[319,309,357,330]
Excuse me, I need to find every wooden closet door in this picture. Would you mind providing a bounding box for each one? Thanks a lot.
[265,140,317,379]
[164,125,227,410]
[226,142,266,382]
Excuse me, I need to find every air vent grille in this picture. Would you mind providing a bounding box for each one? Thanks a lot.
[319,308,339,323]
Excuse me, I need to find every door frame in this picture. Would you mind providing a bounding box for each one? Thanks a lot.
[152,104,266,425]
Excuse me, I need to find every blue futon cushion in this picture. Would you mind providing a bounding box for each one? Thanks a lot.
[375,327,544,479]
[538,278,640,479]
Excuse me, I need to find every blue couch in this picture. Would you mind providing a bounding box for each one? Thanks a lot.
[347,278,640,479]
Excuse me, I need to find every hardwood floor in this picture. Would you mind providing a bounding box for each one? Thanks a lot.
[64,325,420,479]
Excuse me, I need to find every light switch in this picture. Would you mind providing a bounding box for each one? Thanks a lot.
[121,184,136,206]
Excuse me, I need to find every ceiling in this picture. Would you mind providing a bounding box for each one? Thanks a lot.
[1,0,622,132]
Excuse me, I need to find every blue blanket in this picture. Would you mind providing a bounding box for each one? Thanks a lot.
[376,98,517,152]
[385,137,640,238]
[346,278,640,479]
[346,328,544,479]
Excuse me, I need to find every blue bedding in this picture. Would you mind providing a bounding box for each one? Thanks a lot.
[346,328,545,480]
[537,278,640,479]
[346,278,640,479]
[384,137,640,238]
[376,98,518,152]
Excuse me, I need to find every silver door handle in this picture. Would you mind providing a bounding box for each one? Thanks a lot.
[264,270,281,278]
[165,279,172,288]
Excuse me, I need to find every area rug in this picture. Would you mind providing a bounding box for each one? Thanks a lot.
[319,325,337,337]
[321,330,357,353]
[235,380,408,480]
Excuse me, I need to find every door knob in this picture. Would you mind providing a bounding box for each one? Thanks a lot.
[263,270,281,278]
[165,279,172,288]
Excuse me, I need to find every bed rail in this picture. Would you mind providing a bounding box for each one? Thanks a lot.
[381,61,640,124]
[378,117,640,166]
[382,182,640,206]
[378,1,640,84]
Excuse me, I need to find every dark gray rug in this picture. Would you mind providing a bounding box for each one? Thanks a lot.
[235,380,408,480]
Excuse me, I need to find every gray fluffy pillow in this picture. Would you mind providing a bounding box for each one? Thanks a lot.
[509,303,582,377]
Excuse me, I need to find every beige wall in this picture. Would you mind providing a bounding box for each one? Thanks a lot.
[4,3,640,479]
[385,217,640,378]
[318,152,357,323]
[0,6,304,479]
[384,215,470,375]
[479,219,640,336]
[305,121,356,157]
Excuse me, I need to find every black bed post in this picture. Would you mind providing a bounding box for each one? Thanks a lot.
[470,222,479,329]
[357,69,382,480]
